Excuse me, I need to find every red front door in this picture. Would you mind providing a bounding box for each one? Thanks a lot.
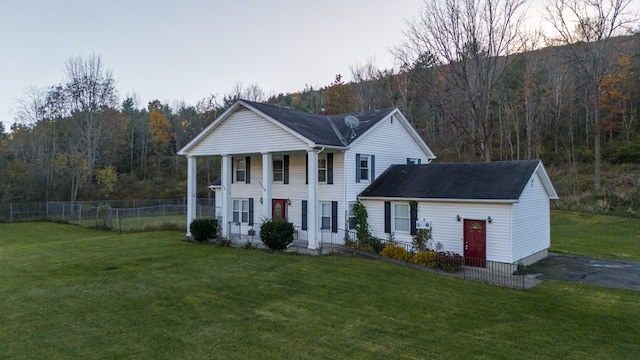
[464,219,486,267]
[272,199,288,221]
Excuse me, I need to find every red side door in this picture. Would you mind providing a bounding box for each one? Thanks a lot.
[272,199,288,221]
[464,219,486,267]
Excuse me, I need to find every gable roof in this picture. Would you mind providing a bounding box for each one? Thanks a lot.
[359,160,558,202]
[178,100,398,155]
[243,100,395,147]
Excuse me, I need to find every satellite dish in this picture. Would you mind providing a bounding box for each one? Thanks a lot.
[344,115,360,129]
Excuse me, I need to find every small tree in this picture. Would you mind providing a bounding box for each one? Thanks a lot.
[353,201,371,246]
[260,219,294,251]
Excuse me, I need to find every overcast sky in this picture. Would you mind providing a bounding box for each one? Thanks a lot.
[0,0,426,126]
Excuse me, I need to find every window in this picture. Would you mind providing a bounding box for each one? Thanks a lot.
[394,203,410,232]
[318,155,327,183]
[347,202,357,230]
[273,159,283,182]
[232,199,249,223]
[407,158,420,165]
[320,203,331,230]
[235,159,246,182]
[360,155,369,181]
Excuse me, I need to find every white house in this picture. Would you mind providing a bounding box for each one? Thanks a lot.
[177,100,436,249]
[358,161,559,265]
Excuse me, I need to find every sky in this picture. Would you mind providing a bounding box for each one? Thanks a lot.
[0,0,425,126]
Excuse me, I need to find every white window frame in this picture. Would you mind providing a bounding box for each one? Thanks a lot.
[232,199,249,224]
[273,158,284,182]
[318,155,327,183]
[235,159,246,183]
[320,202,331,230]
[360,154,369,181]
[393,203,410,233]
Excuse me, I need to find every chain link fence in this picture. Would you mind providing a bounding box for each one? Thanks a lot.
[0,198,216,232]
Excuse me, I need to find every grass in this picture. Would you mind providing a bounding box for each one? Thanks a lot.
[551,210,640,260]
[1,221,639,359]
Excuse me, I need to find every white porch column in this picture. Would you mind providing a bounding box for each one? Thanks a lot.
[307,149,319,249]
[262,152,273,220]
[186,156,197,236]
[221,154,233,238]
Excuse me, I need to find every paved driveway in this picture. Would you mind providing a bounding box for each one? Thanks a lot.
[524,253,640,291]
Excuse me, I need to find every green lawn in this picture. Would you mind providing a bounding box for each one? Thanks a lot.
[551,210,640,261]
[0,221,639,359]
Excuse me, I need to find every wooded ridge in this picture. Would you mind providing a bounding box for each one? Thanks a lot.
[1,0,639,217]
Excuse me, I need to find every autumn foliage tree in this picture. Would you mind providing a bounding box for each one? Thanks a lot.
[322,74,356,114]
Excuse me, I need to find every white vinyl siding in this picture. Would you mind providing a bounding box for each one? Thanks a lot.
[188,109,309,155]
[346,111,434,209]
[361,199,513,263]
[512,172,551,263]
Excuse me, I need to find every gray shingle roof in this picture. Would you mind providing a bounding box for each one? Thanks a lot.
[243,100,395,147]
[359,160,543,201]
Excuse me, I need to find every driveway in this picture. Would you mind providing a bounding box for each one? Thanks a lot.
[523,253,640,291]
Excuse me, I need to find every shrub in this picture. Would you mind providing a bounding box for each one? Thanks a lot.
[412,250,437,268]
[353,236,385,253]
[190,218,218,243]
[260,219,294,251]
[412,228,432,251]
[436,251,464,272]
[380,243,411,261]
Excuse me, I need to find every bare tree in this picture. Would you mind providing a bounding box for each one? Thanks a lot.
[399,0,527,161]
[65,53,118,178]
[544,0,639,189]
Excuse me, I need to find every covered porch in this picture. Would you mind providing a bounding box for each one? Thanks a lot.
[185,148,327,249]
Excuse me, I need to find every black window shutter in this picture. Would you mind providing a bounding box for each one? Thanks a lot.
[371,155,376,181]
[327,153,333,184]
[283,155,290,184]
[305,155,309,184]
[248,198,254,226]
[355,153,361,183]
[245,156,251,184]
[231,157,235,183]
[331,201,338,233]
[384,201,391,234]
[410,203,417,235]
[301,200,308,230]
[407,158,411,164]
[418,158,422,164]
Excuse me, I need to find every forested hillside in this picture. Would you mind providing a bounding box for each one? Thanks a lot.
[1,0,639,216]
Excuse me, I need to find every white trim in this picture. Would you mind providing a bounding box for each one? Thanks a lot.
[358,196,519,204]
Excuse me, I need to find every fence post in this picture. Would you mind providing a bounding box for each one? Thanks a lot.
[9,203,12,222]
[79,204,82,226]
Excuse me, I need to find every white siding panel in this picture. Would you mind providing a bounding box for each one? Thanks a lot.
[189,110,308,156]
[362,200,514,263]
[512,173,551,262]
[346,116,432,203]
[227,152,347,232]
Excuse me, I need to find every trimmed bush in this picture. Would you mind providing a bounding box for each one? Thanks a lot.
[260,219,294,251]
[412,250,437,268]
[380,243,411,261]
[189,218,218,243]
[436,251,464,272]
